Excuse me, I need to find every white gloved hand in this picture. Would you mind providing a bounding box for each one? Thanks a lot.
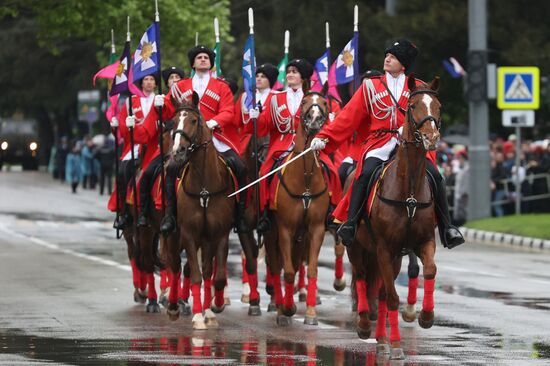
[126,116,135,128]
[206,119,219,130]
[310,137,326,151]
[329,112,335,122]
[154,94,165,107]
[110,117,119,128]
[248,108,260,119]
[398,126,403,136]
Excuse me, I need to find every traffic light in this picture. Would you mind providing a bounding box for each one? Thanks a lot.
[467,50,487,102]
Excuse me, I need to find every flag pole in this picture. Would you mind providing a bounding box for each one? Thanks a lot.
[326,21,333,114]
[195,32,199,46]
[284,30,289,89]
[214,17,220,77]
[154,0,167,221]
[248,8,261,247]
[126,16,140,240]
[353,4,359,92]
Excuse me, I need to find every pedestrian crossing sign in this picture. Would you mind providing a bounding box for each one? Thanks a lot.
[497,66,539,109]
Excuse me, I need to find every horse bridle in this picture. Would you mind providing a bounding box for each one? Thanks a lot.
[300,91,329,136]
[404,89,441,146]
[171,107,211,154]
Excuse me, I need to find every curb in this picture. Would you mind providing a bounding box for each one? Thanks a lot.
[460,227,550,251]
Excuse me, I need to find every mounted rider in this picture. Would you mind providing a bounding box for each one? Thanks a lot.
[161,66,185,89]
[110,72,160,229]
[246,58,341,233]
[311,39,464,249]
[155,45,249,235]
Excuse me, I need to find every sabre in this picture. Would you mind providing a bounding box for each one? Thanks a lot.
[228,144,322,198]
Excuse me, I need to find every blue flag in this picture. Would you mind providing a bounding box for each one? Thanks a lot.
[442,57,465,78]
[313,50,329,86]
[109,41,131,96]
[335,32,359,85]
[242,34,256,110]
[132,22,160,82]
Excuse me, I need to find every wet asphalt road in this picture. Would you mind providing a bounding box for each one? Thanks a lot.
[1,171,550,365]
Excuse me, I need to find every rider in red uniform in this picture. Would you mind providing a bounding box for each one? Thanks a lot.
[311,39,464,249]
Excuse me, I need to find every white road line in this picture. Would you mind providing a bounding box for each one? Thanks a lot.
[0,224,131,272]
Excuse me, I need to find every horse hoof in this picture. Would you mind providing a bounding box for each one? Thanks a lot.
[146,301,161,313]
[276,315,292,327]
[304,316,318,326]
[333,277,346,292]
[390,347,405,360]
[192,313,207,330]
[418,310,434,329]
[281,304,296,317]
[159,288,170,308]
[224,297,231,306]
[134,289,147,304]
[248,305,262,316]
[316,296,322,305]
[178,299,191,316]
[211,303,226,314]
[298,293,306,302]
[241,294,250,303]
[267,302,277,312]
[402,304,417,323]
[167,304,180,321]
[376,343,390,355]
[204,309,219,328]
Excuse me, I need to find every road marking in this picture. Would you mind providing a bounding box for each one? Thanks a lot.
[0,224,131,272]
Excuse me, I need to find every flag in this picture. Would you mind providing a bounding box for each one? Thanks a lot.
[311,50,342,102]
[131,22,160,82]
[212,42,222,78]
[242,35,256,110]
[335,33,359,85]
[273,54,288,90]
[109,41,131,96]
[443,57,466,78]
[93,57,120,87]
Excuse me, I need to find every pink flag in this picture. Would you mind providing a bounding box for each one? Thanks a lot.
[327,61,341,102]
[128,58,146,98]
[105,94,119,121]
[93,60,121,86]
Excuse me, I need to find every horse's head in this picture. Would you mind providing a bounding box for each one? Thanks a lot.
[168,91,210,163]
[300,86,329,137]
[405,75,441,151]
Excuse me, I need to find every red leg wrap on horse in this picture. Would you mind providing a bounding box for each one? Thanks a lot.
[214,288,224,308]
[265,266,273,286]
[242,256,249,283]
[284,281,294,309]
[335,256,344,279]
[147,273,157,300]
[181,275,190,301]
[191,283,202,314]
[388,309,401,342]
[273,274,283,305]
[169,271,180,304]
[130,259,140,289]
[423,278,435,312]
[306,277,318,307]
[375,300,388,339]
[249,273,259,302]
[139,271,147,291]
[356,279,369,314]
[160,269,169,290]
[408,277,419,305]
[203,279,213,309]
[298,265,306,289]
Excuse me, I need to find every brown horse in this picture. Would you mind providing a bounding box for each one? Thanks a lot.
[264,91,331,326]
[348,76,441,360]
[121,125,174,313]
[162,92,236,329]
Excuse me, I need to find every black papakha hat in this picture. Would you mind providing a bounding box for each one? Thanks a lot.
[286,58,314,80]
[256,63,279,88]
[384,39,419,74]
[161,66,185,86]
[187,45,216,69]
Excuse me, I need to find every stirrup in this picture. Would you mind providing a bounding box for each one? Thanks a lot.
[113,216,126,230]
[137,214,149,227]
[160,215,176,235]
[443,227,465,249]
[337,222,357,247]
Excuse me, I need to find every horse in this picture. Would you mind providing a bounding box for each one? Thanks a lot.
[120,123,175,313]
[263,91,331,326]
[348,76,441,360]
[162,92,238,329]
